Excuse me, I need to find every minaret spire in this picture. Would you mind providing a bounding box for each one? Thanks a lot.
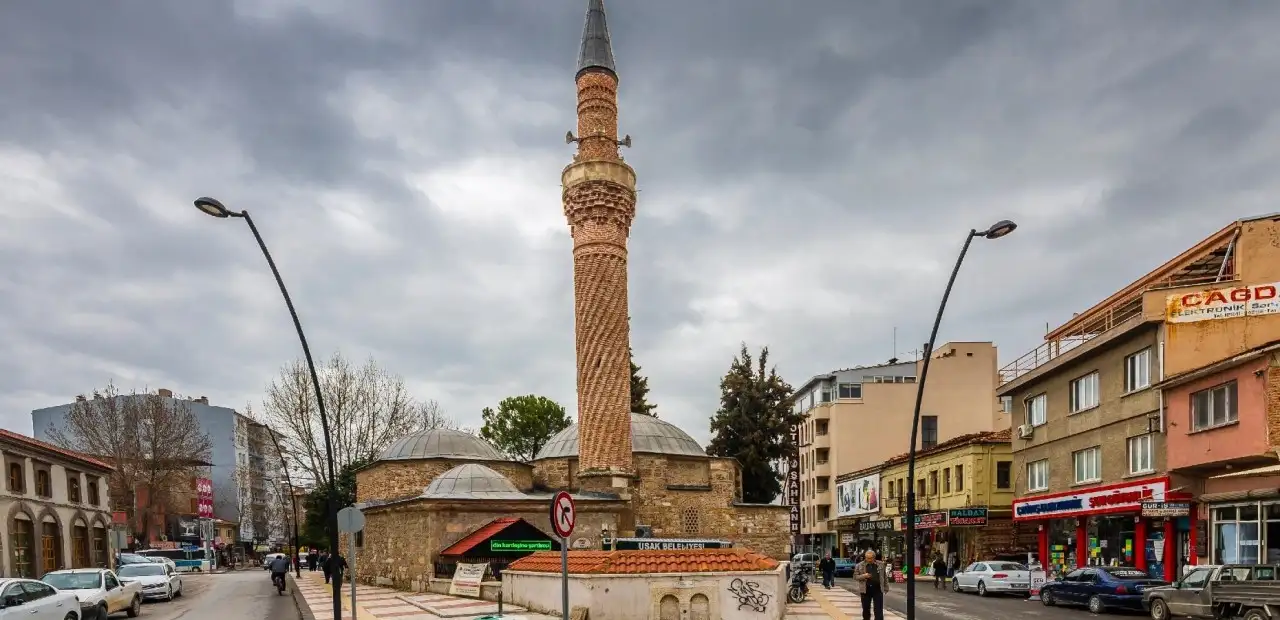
[577,0,617,79]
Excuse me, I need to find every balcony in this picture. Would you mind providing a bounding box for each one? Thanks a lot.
[812,433,830,449]
[812,460,831,477]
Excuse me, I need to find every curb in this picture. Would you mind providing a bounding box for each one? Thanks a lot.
[288,574,316,620]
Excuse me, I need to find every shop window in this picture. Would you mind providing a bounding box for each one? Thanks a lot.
[1025,394,1047,426]
[1089,516,1136,566]
[996,462,1012,489]
[1069,371,1100,413]
[1125,348,1152,392]
[943,468,951,493]
[1192,381,1238,431]
[837,383,862,399]
[921,416,938,450]
[955,465,964,492]
[1128,434,1154,475]
[1213,504,1261,564]
[1027,459,1049,492]
[1073,447,1101,484]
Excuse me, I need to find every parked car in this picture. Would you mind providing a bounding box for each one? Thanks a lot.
[1040,566,1167,614]
[136,555,177,573]
[834,558,855,578]
[1144,564,1280,620]
[41,569,141,620]
[0,577,82,619]
[261,553,287,570]
[117,563,182,602]
[113,554,150,567]
[952,561,1031,596]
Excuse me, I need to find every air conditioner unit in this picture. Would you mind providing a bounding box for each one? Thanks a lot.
[1017,424,1034,439]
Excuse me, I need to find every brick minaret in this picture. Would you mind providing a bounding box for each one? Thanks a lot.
[564,0,636,492]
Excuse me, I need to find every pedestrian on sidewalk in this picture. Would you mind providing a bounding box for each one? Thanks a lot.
[308,549,319,572]
[321,550,332,584]
[326,552,347,586]
[932,555,948,589]
[853,549,890,620]
[819,553,836,589]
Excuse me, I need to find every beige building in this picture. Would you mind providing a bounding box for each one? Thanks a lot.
[794,342,1007,554]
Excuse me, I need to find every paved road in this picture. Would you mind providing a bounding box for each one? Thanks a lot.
[833,578,1147,620]
[140,570,297,620]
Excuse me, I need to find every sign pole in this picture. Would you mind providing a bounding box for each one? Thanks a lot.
[549,491,576,620]
[561,534,569,620]
[349,533,357,614]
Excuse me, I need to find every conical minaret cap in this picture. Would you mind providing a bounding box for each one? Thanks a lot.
[576,0,617,79]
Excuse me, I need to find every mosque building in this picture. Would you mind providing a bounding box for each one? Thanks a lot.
[348,0,789,590]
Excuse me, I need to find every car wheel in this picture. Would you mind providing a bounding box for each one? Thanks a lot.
[977,581,987,597]
[951,578,960,593]
[1149,598,1168,620]
[1088,595,1105,614]
[127,595,141,618]
[63,613,77,620]
[1041,590,1054,606]
[176,584,183,598]
[1243,610,1268,620]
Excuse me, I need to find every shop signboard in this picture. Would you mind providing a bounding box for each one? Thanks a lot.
[1012,478,1169,521]
[490,540,553,552]
[612,538,731,551]
[836,473,880,517]
[789,423,801,534]
[448,562,489,597]
[902,512,947,529]
[857,519,895,533]
[1166,281,1280,323]
[1141,502,1191,518]
[948,507,989,527]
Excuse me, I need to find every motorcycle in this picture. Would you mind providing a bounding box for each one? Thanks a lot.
[273,572,286,595]
[788,563,812,604]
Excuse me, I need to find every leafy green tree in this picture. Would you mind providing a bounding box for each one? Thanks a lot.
[629,348,657,417]
[707,343,801,504]
[480,395,573,462]
[301,454,374,548]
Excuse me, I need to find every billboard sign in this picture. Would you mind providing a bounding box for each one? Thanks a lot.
[1166,281,1280,323]
[196,478,214,519]
[788,423,801,534]
[836,474,880,517]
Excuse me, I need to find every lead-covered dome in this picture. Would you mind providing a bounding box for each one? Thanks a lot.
[422,463,528,500]
[535,413,706,460]
[379,428,507,462]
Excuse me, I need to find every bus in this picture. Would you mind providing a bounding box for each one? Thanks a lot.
[139,547,212,573]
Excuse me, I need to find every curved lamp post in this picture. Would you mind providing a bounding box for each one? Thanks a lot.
[255,422,302,578]
[194,197,341,619]
[905,219,1016,620]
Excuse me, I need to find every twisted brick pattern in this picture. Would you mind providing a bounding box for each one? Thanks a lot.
[572,249,633,473]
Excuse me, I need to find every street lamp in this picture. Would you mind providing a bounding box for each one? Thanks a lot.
[194,197,341,620]
[904,219,1016,620]
[256,422,301,578]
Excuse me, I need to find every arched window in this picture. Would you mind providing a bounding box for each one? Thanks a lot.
[72,520,89,568]
[40,517,62,573]
[91,525,108,568]
[11,516,33,577]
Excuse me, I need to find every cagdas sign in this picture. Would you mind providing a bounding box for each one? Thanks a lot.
[1167,281,1280,324]
[1012,478,1168,521]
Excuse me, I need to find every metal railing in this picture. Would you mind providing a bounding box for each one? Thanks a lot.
[999,296,1144,384]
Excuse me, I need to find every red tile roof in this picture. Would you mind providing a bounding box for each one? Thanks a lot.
[507,549,779,574]
[0,429,114,471]
[439,517,520,557]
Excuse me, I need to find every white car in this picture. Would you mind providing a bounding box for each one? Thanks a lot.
[261,553,286,570]
[952,560,1032,596]
[117,563,182,602]
[141,556,177,572]
[41,569,141,620]
[0,578,82,619]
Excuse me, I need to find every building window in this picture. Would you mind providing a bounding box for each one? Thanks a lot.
[88,480,100,506]
[1213,504,1262,564]
[816,449,828,465]
[1027,459,1049,492]
[1125,348,1152,392]
[928,471,938,495]
[72,524,89,568]
[92,526,106,568]
[818,505,830,521]
[837,383,862,399]
[820,387,832,403]
[921,416,938,450]
[955,464,964,492]
[1128,434,1155,475]
[8,463,22,493]
[816,421,828,436]
[917,478,926,498]
[996,462,1012,489]
[1026,394,1047,426]
[1069,372,1100,413]
[943,468,951,494]
[1073,447,1102,484]
[1192,381,1238,431]
[68,474,81,503]
[11,517,33,577]
[1000,396,1012,413]
[35,470,50,498]
[681,508,699,535]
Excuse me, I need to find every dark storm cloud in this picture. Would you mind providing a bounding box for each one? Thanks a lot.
[2,0,1277,444]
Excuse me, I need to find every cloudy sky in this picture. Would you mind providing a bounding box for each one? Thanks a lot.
[1,1,1275,444]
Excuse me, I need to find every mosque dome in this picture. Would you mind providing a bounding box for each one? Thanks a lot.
[422,463,528,500]
[379,428,507,462]
[534,413,706,460]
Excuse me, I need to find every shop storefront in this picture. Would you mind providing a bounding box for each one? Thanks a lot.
[1208,499,1280,565]
[1012,477,1187,582]
[856,518,896,560]
[901,511,948,571]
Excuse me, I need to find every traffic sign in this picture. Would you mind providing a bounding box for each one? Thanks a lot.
[550,491,576,538]
[337,506,366,533]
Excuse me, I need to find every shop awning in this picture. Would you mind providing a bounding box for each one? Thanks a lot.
[439,517,560,557]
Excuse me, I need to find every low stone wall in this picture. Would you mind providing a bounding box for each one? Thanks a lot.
[504,568,786,620]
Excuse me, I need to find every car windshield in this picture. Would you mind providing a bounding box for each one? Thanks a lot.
[118,554,150,564]
[42,572,101,590]
[119,565,166,577]
[989,562,1028,571]
[1103,567,1149,579]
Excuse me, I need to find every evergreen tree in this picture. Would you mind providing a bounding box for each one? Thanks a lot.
[629,348,657,417]
[707,343,800,504]
[302,454,374,547]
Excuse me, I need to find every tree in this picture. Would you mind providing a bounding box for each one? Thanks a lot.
[479,395,572,462]
[46,383,213,547]
[416,399,458,431]
[301,456,371,547]
[262,352,428,486]
[707,344,801,504]
[629,348,657,417]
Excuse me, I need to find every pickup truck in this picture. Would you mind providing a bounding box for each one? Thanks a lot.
[41,569,142,620]
[1144,564,1280,620]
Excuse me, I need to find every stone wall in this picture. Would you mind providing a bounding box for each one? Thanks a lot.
[356,460,534,503]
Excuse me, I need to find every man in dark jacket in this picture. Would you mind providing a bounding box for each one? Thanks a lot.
[326,552,348,586]
[932,555,948,589]
[307,550,319,572]
[819,553,837,589]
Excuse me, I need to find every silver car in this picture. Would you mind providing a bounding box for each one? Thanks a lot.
[952,561,1031,596]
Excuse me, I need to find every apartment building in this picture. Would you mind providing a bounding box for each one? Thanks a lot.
[793,342,1006,554]
[1002,213,1280,581]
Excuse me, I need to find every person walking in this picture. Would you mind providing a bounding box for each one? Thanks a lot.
[932,555,948,589]
[321,550,332,584]
[326,552,348,587]
[819,553,836,589]
[307,549,319,572]
[853,549,890,620]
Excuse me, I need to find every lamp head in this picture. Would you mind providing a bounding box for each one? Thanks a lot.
[194,197,232,218]
[981,219,1017,239]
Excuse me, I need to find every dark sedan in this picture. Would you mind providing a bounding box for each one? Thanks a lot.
[1040,566,1168,614]
[835,558,855,578]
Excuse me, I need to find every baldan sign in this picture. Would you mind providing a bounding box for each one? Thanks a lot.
[1166,281,1280,323]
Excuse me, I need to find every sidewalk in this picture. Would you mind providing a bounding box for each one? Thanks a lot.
[786,586,906,620]
[292,570,557,620]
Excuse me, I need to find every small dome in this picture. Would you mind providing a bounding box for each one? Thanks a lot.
[423,463,528,500]
[535,413,706,460]
[379,428,507,462]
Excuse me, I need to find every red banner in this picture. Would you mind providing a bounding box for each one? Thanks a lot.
[196,478,214,518]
